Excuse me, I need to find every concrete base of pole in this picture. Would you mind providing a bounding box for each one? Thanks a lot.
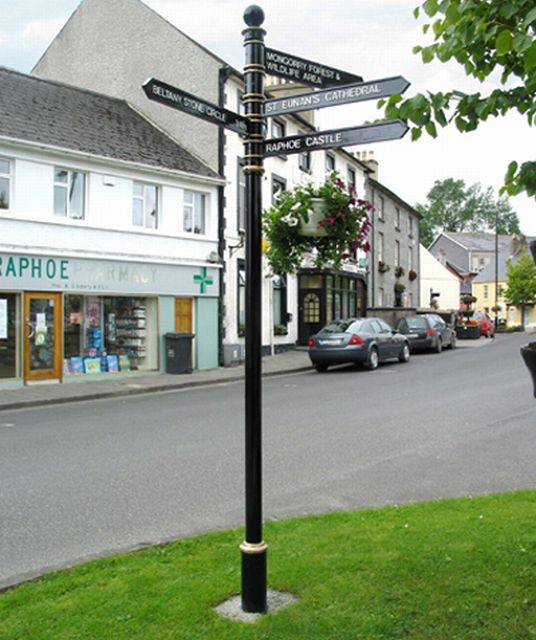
[214,589,298,623]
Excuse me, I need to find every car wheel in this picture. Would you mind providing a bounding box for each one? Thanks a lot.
[435,338,442,354]
[314,364,328,373]
[399,343,410,363]
[365,347,379,371]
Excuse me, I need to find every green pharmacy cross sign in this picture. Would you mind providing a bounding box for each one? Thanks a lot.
[194,267,214,294]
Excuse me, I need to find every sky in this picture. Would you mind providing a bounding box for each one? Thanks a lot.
[1,0,535,234]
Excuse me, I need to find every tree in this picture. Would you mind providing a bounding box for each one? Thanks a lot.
[379,0,536,197]
[503,249,536,327]
[417,178,521,246]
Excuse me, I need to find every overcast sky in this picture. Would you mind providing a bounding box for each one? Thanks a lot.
[2,0,535,234]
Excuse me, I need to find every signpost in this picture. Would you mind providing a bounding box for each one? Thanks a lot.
[264,120,409,157]
[264,76,410,117]
[142,3,410,617]
[265,47,362,88]
[142,78,248,135]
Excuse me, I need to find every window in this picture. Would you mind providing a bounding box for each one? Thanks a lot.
[0,158,11,210]
[54,167,86,219]
[377,194,385,220]
[237,89,245,116]
[378,288,384,306]
[484,285,489,298]
[273,274,287,330]
[133,182,158,229]
[409,245,414,271]
[408,214,414,237]
[271,118,286,139]
[395,207,401,229]
[238,260,246,335]
[237,158,246,231]
[183,190,207,235]
[347,166,356,188]
[378,232,385,263]
[272,175,287,204]
[325,153,336,175]
[298,133,311,172]
[395,240,401,267]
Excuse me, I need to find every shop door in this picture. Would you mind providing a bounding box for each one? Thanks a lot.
[24,292,62,381]
[174,297,193,333]
[298,290,323,345]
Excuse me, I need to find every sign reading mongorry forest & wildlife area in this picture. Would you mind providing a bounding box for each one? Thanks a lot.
[265,48,362,88]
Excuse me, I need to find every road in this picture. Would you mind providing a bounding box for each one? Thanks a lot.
[0,333,534,587]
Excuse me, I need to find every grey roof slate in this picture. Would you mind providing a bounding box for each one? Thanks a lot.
[473,237,536,282]
[444,232,511,252]
[0,66,219,179]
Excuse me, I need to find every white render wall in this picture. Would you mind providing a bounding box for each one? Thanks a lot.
[0,142,220,266]
[420,245,460,310]
[223,76,368,352]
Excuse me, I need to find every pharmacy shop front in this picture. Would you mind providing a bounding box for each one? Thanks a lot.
[0,252,220,388]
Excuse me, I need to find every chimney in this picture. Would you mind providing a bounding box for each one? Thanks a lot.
[265,76,316,126]
[355,150,379,180]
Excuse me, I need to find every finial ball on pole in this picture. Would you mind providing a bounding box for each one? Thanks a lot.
[244,5,265,26]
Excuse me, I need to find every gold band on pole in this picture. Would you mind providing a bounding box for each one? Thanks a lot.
[240,541,268,554]
[243,165,265,174]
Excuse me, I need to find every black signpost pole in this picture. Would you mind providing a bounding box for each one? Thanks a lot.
[240,4,267,614]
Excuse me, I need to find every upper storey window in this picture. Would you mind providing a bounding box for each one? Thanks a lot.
[54,168,86,219]
[0,158,11,210]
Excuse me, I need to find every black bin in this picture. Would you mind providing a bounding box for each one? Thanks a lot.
[164,333,195,374]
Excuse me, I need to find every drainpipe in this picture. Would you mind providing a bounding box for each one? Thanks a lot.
[218,66,232,366]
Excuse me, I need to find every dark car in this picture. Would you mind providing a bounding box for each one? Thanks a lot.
[308,317,410,372]
[396,314,456,353]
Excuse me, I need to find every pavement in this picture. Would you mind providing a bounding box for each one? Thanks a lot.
[0,337,493,413]
[0,332,533,589]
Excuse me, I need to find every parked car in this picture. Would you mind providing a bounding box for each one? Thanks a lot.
[473,309,495,338]
[308,317,410,372]
[395,314,456,353]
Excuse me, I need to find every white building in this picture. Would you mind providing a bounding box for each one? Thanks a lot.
[419,244,460,310]
[0,67,224,388]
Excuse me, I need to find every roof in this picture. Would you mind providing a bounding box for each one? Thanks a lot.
[0,66,219,179]
[473,236,536,283]
[442,232,512,252]
[368,178,421,218]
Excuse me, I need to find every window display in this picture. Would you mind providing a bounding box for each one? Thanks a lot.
[63,295,157,376]
[0,293,19,379]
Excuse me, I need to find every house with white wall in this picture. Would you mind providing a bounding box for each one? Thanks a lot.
[419,245,461,310]
[0,67,223,388]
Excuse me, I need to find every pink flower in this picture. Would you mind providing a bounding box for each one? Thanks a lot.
[325,217,335,225]
[335,179,345,189]
[364,242,371,253]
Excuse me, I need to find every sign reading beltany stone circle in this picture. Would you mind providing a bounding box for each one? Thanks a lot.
[264,76,410,117]
[143,78,248,135]
[264,120,409,157]
[265,48,362,88]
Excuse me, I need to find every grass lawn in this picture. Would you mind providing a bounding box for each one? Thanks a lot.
[1,491,534,639]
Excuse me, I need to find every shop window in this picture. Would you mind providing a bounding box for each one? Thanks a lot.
[272,175,287,204]
[273,274,287,332]
[325,152,336,175]
[237,158,246,232]
[0,158,11,210]
[133,182,158,229]
[54,167,86,219]
[237,260,246,336]
[183,190,207,235]
[63,295,158,375]
[0,293,19,379]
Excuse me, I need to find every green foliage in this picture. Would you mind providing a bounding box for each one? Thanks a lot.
[417,178,521,247]
[262,173,372,274]
[504,249,536,306]
[0,491,534,639]
[379,0,536,197]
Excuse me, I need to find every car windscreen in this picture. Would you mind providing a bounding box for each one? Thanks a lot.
[405,317,428,330]
[321,321,354,334]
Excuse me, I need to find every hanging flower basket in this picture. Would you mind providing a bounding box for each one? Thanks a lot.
[395,266,405,279]
[299,198,328,237]
[394,282,406,293]
[378,261,390,273]
[263,173,372,274]
[408,269,418,281]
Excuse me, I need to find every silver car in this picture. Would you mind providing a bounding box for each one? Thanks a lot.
[308,317,411,372]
